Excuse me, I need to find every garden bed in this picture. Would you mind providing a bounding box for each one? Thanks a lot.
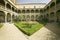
[14,22,47,36]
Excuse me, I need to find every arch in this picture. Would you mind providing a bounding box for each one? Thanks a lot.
[47,6,49,10]
[56,10,60,22]
[50,2,55,8]
[15,9,17,13]
[50,12,55,22]
[56,10,60,13]
[22,15,25,21]
[27,15,30,18]
[6,3,11,9]
[12,15,15,21]
[0,0,5,6]
[31,15,34,21]
[26,15,30,21]
[35,9,39,13]
[31,9,34,13]
[56,0,60,4]
[18,10,21,13]
[22,10,25,13]
[40,9,43,13]
[36,15,38,21]
[0,11,5,23]
[26,9,30,13]
[7,13,11,22]
[45,14,49,22]
[50,12,54,17]
[12,7,15,11]
[40,15,43,21]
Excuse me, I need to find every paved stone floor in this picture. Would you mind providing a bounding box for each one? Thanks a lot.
[0,23,60,40]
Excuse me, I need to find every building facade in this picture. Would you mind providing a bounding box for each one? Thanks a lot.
[42,0,60,22]
[0,0,60,23]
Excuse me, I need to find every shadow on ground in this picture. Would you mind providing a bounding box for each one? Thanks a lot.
[44,22,60,37]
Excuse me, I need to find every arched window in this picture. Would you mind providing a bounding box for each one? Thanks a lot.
[15,9,17,13]
[18,10,21,13]
[0,0,5,6]
[26,10,30,13]
[23,15,25,21]
[6,3,11,9]
[12,15,15,21]
[50,12,54,18]
[40,9,43,13]
[22,10,25,13]
[35,9,39,13]
[7,13,11,22]
[56,10,60,22]
[0,11,5,23]
[50,2,55,8]
[31,9,34,13]
[47,6,49,10]
[31,15,34,21]
[56,0,60,4]
[12,7,15,11]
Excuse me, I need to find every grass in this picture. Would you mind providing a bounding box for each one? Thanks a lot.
[14,21,47,36]
[0,23,3,28]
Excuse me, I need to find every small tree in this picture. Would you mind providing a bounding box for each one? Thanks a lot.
[15,15,21,22]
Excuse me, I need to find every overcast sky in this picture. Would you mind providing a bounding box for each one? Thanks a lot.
[16,0,51,4]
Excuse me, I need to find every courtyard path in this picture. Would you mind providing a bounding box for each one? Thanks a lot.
[0,22,60,40]
[28,22,60,40]
[0,23,28,40]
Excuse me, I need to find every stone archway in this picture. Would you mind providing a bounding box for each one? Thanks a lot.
[40,15,43,21]
[36,15,38,21]
[31,15,34,21]
[50,12,55,22]
[31,9,34,13]
[46,14,49,22]
[0,0,5,6]
[56,10,60,22]
[12,15,15,22]
[22,15,25,21]
[26,15,30,21]
[50,2,55,8]
[56,0,60,4]
[6,3,11,10]
[0,11,5,23]
[7,13,11,22]
[35,9,39,13]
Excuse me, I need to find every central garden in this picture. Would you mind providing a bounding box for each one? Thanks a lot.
[14,21,47,36]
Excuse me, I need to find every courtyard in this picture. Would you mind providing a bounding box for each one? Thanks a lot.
[0,0,60,40]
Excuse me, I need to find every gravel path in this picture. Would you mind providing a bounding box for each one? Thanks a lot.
[0,23,60,40]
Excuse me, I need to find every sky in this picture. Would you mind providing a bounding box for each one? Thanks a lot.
[16,0,51,4]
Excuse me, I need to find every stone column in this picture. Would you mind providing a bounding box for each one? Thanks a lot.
[11,6,12,11]
[55,0,57,22]
[30,9,31,21]
[34,9,35,21]
[49,5,50,22]
[5,2,7,10]
[21,10,22,21]
[11,14,12,22]
[5,13,7,23]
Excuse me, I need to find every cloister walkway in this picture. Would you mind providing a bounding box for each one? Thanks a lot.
[0,22,60,40]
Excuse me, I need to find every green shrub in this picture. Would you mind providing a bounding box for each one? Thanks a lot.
[0,24,3,28]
